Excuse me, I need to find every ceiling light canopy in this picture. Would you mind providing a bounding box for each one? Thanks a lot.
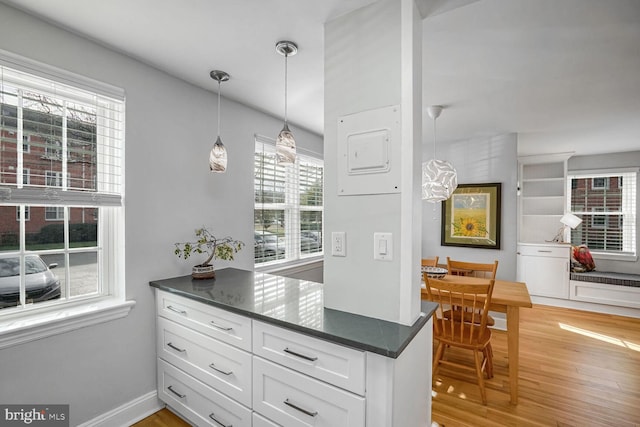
[422,105,458,202]
[209,70,229,173]
[275,40,297,164]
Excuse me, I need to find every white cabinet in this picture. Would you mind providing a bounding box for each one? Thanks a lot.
[156,291,253,427]
[155,289,431,427]
[517,244,570,298]
[253,357,366,427]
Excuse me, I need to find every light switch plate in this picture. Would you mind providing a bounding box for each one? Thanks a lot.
[373,232,392,261]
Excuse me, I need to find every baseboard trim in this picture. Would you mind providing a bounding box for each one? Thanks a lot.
[77,390,163,427]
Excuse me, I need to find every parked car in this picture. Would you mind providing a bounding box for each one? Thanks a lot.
[300,236,320,253]
[254,232,285,259]
[0,254,61,309]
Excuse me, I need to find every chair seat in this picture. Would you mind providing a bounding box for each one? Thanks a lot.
[443,307,496,327]
[434,321,492,350]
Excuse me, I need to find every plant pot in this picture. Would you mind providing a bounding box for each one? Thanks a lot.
[192,264,215,280]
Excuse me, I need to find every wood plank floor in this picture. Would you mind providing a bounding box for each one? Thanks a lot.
[432,304,640,427]
[133,304,640,427]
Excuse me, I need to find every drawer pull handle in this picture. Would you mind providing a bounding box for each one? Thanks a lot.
[208,413,232,427]
[167,305,187,315]
[209,363,233,376]
[284,347,318,362]
[537,250,552,253]
[167,342,186,353]
[210,321,233,331]
[284,399,318,417]
[167,385,185,399]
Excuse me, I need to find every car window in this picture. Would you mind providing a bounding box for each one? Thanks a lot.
[0,258,20,278]
[25,256,48,275]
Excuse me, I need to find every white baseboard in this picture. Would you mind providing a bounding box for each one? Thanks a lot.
[77,390,163,427]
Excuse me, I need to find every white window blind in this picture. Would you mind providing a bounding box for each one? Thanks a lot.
[0,50,124,207]
[254,134,323,265]
[567,169,637,256]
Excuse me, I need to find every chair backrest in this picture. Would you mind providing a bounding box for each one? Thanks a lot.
[446,257,498,279]
[425,276,495,343]
[421,257,439,268]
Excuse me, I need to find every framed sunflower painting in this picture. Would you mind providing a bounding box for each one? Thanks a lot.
[441,183,501,249]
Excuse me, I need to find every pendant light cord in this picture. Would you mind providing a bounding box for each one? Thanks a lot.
[217,80,221,138]
[284,53,288,125]
[432,115,437,160]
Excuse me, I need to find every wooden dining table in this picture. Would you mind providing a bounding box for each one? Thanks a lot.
[421,274,533,404]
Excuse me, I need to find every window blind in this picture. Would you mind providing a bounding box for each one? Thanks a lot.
[567,169,637,255]
[0,51,124,207]
[254,134,323,264]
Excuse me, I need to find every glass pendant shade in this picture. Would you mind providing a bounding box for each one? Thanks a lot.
[422,159,458,201]
[276,122,296,163]
[275,41,297,164]
[209,136,227,172]
[209,70,229,173]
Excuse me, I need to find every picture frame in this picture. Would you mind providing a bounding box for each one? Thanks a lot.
[441,183,501,249]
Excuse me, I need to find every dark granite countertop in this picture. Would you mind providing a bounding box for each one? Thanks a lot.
[150,267,437,358]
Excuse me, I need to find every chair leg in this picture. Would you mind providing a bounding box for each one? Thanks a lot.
[433,341,445,377]
[484,343,494,379]
[474,349,488,405]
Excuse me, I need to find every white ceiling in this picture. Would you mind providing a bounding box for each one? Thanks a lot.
[3,0,639,156]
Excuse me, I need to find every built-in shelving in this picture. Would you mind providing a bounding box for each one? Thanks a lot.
[518,153,573,243]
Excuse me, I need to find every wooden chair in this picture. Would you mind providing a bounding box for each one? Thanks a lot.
[425,276,495,404]
[421,257,439,268]
[446,257,498,279]
[445,258,498,327]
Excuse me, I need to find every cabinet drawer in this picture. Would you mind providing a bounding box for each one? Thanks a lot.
[253,412,280,427]
[158,359,251,427]
[253,320,365,395]
[518,244,569,258]
[156,290,251,351]
[253,357,365,427]
[157,317,252,407]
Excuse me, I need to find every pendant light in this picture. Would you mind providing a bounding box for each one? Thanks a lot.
[275,40,298,164]
[422,105,458,201]
[209,70,229,173]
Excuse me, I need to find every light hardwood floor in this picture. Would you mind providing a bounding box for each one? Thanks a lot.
[432,304,640,426]
[133,304,640,427]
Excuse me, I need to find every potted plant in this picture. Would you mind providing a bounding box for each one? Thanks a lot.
[174,227,244,279]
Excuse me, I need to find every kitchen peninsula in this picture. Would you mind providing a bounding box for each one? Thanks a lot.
[150,267,436,426]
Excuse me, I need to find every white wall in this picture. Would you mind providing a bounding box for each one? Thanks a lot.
[422,134,518,280]
[0,3,322,425]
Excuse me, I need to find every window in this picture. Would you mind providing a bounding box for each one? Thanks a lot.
[0,52,126,329]
[254,135,323,265]
[567,170,637,257]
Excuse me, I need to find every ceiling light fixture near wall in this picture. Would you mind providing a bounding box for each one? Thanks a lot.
[209,70,229,173]
[275,40,298,164]
[422,105,458,202]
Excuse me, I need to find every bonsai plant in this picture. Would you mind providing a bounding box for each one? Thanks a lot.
[174,227,244,279]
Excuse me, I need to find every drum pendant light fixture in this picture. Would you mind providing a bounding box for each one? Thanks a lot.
[275,40,298,164]
[422,105,458,201]
[209,70,229,173]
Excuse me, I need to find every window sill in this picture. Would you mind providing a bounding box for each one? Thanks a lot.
[0,298,135,350]
[255,255,323,274]
[592,252,638,262]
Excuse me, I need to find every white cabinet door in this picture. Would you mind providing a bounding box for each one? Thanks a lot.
[253,357,365,427]
[157,317,252,407]
[158,359,252,427]
[517,245,569,298]
[253,320,366,395]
